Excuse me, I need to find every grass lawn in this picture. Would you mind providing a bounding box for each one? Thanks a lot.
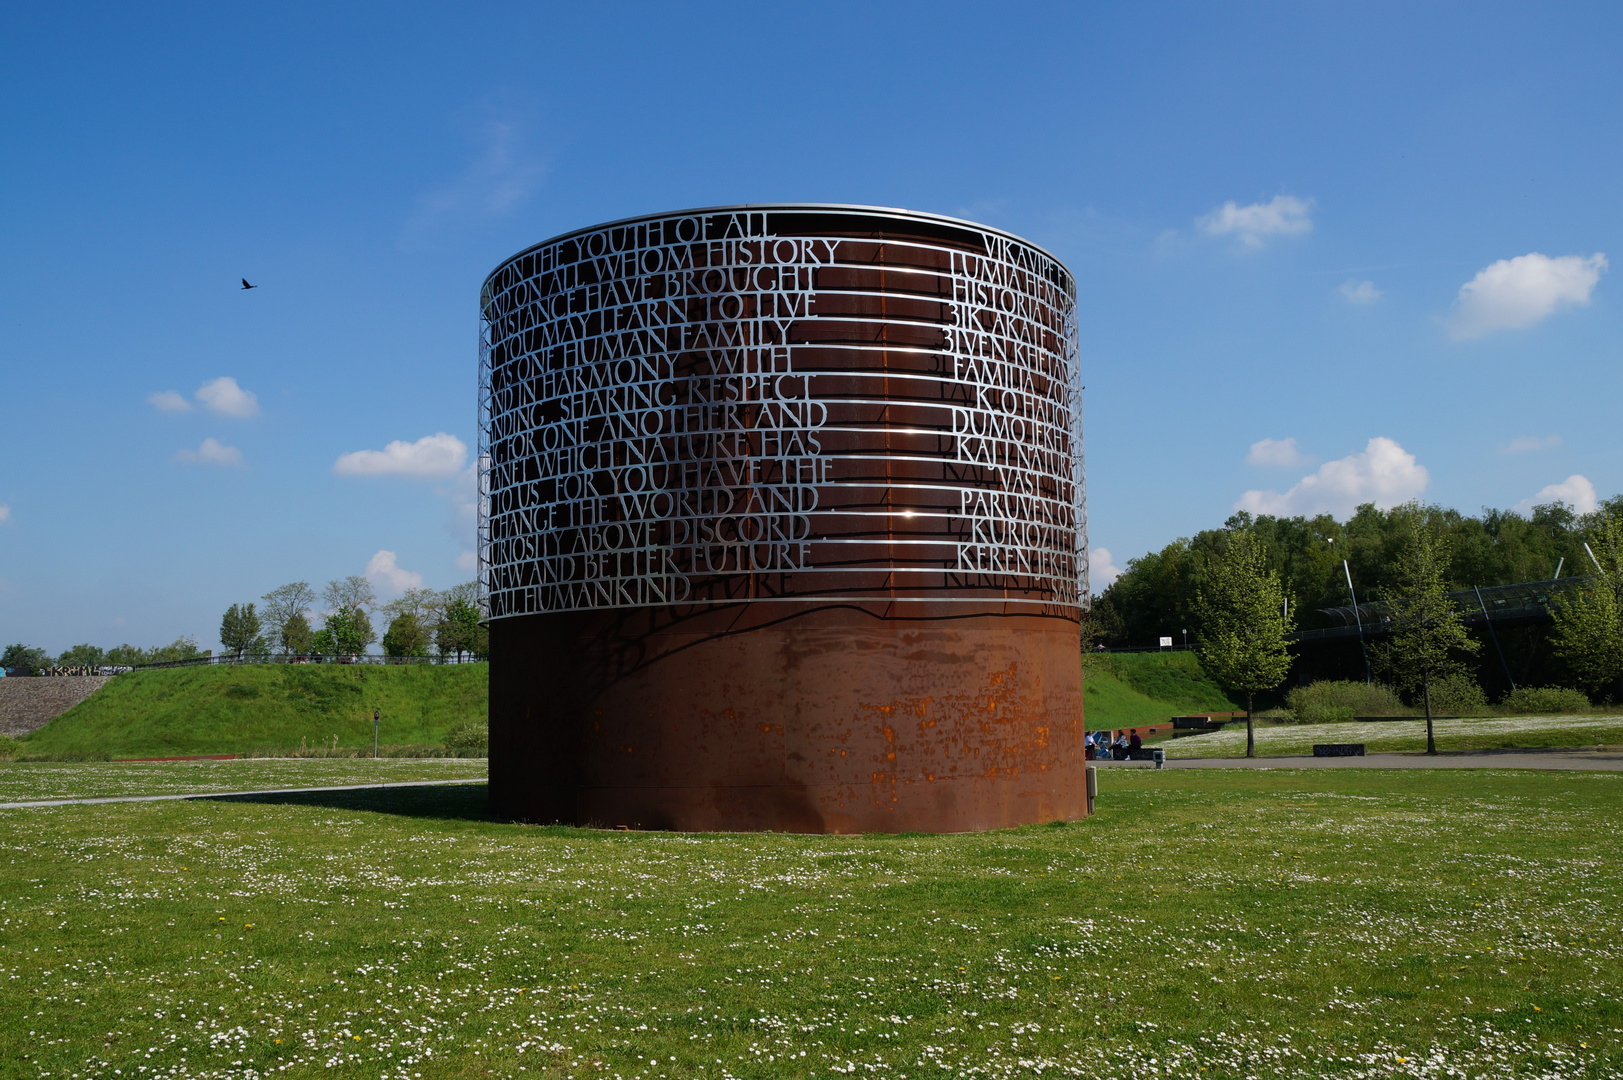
[1,767,1620,1078]
[1084,652,1238,729]
[22,664,488,758]
[1165,714,1623,757]
[0,758,488,803]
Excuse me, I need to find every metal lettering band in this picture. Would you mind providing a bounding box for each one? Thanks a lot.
[478,205,1085,618]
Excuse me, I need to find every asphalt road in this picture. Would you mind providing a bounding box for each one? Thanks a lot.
[1098,747,1623,771]
[0,777,487,809]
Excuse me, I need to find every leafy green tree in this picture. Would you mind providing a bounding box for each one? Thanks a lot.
[383,587,443,626]
[436,600,481,662]
[260,581,317,655]
[314,575,378,657]
[2,643,50,675]
[1375,504,1481,754]
[56,643,107,669]
[324,607,375,656]
[382,612,430,658]
[309,626,337,656]
[1551,509,1623,700]
[281,611,314,656]
[1193,528,1294,758]
[220,603,265,658]
[103,644,144,667]
[433,583,488,662]
[322,576,377,615]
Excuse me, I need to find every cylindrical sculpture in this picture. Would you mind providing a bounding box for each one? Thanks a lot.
[480,204,1086,832]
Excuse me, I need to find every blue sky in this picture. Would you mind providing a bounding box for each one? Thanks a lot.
[2,2,1619,652]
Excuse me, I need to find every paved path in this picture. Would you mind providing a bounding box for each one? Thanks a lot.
[0,777,487,810]
[1097,748,1623,771]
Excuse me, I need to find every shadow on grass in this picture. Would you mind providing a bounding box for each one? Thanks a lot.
[208,782,494,822]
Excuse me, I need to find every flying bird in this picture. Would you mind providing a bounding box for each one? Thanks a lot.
[241,278,257,290]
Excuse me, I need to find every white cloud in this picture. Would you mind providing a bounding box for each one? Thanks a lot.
[1449,252,1607,339]
[1245,437,1312,468]
[334,433,469,478]
[436,458,487,562]
[173,437,244,467]
[1089,547,1122,591]
[365,550,425,597]
[441,460,481,534]
[0,504,10,525]
[1500,434,1562,454]
[1236,436,1429,518]
[455,550,479,572]
[1339,280,1381,304]
[1198,195,1314,248]
[147,390,192,413]
[1514,474,1597,516]
[401,119,548,247]
[195,376,260,417]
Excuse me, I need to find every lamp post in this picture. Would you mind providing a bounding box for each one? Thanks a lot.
[373,709,380,759]
[1329,537,1372,684]
[1181,628,1188,650]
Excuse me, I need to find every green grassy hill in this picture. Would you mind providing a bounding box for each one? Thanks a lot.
[22,652,1223,757]
[1083,651,1239,729]
[22,663,487,758]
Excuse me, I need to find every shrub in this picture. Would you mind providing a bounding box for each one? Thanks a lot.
[1423,673,1488,716]
[0,736,21,761]
[444,719,488,754]
[1286,680,1405,722]
[1500,686,1590,715]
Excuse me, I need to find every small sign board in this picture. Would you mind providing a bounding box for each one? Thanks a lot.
[1158,636,1173,648]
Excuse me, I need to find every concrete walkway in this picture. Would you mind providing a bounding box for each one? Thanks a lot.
[0,776,487,810]
[1097,747,1623,771]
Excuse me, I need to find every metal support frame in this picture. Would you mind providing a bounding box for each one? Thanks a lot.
[1473,584,1516,692]
[1344,559,1372,684]
[477,205,1084,621]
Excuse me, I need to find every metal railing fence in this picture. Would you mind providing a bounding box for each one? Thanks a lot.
[130,653,486,671]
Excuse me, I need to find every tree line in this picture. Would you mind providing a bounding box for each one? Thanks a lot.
[221,577,488,661]
[1092,497,1622,651]
[1098,499,1623,744]
[2,578,489,675]
[1,638,207,675]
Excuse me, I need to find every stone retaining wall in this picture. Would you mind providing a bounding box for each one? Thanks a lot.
[0,676,114,737]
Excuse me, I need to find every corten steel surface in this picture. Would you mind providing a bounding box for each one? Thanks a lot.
[479,205,1086,832]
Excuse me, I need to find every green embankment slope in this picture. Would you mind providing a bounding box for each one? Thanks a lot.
[24,652,1220,757]
[23,663,487,757]
[1083,651,1239,728]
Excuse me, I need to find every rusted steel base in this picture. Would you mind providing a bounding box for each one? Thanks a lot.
[488,604,1085,833]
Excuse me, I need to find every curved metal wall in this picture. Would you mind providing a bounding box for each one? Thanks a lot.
[480,205,1087,833]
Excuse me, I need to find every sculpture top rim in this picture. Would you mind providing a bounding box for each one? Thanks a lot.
[483,203,1071,291]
